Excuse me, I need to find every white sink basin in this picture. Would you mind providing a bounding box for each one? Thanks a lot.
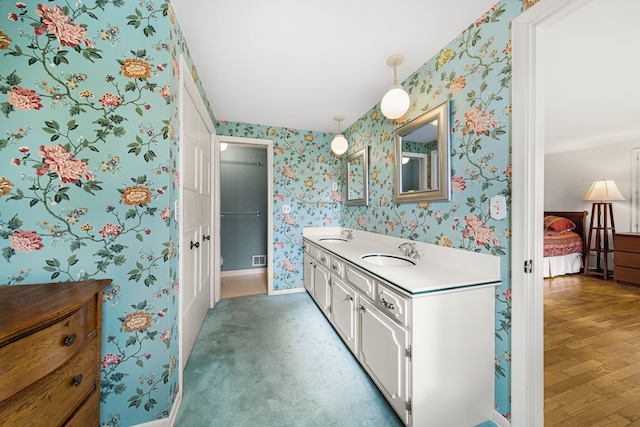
[318,237,349,242]
[361,253,415,267]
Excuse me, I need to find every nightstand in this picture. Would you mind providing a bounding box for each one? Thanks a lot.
[614,233,640,286]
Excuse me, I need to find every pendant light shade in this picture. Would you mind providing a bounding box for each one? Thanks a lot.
[381,54,410,120]
[331,116,348,155]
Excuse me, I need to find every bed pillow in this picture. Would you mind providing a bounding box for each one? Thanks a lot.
[544,215,576,232]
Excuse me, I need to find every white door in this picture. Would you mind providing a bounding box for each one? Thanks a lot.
[181,85,213,369]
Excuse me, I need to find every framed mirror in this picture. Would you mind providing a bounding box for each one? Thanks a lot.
[394,101,451,203]
[345,146,369,206]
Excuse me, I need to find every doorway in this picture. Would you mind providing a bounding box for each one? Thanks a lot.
[512,0,607,424]
[215,136,274,300]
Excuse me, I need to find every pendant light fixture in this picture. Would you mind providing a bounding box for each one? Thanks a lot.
[331,116,348,155]
[380,54,410,120]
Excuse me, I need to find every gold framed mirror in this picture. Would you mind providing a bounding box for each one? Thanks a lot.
[345,146,369,206]
[394,101,451,203]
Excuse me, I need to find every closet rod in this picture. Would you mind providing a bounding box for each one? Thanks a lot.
[220,160,264,166]
[221,210,261,217]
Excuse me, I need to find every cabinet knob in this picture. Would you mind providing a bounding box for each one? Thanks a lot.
[203,234,210,241]
[347,295,353,301]
[190,241,200,249]
[332,264,338,271]
[63,333,76,347]
[71,374,83,387]
[321,256,327,262]
[381,298,395,311]
[359,305,366,313]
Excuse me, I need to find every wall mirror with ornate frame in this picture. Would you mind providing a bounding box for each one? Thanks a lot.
[394,101,451,203]
[345,146,369,206]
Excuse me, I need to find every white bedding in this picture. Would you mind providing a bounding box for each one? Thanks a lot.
[543,253,583,278]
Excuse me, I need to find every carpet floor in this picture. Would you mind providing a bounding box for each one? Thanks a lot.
[175,292,403,426]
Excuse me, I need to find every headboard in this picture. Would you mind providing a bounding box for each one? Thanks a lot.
[544,210,589,258]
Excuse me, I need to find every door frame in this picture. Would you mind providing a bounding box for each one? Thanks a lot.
[511,0,597,425]
[214,135,274,298]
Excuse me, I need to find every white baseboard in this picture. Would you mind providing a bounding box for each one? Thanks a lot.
[220,268,267,277]
[493,410,511,427]
[268,286,305,296]
[130,390,181,427]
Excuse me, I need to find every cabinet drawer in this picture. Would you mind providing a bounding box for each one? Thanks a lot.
[303,241,311,254]
[378,283,409,326]
[615,265,640,285]
[0,296,97,401]
[315,248,331,269]
[0,338,98,427]
[346,265,376,299]
[65,388,100,427]
[615,234,640,252]
[615,251,640,269]
[330,257,345,278]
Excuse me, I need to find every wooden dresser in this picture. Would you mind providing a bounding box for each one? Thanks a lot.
[614,233,640,286]
[0,279,111,426]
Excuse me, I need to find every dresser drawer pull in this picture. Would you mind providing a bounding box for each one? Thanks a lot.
[63,333,77,346]
[71,374,83,387]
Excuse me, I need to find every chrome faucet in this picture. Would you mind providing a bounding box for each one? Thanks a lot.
[341,229,355,241]
[399,242,420,260]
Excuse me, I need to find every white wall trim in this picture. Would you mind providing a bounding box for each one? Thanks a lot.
[216,135,275,296]
[493,409,511,427]
[511,1,597,426]
[220,268,267,277]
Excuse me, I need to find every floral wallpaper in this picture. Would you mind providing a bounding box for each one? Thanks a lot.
[0,0,542,424]
[216,122,344,289]
[0,1,209,425]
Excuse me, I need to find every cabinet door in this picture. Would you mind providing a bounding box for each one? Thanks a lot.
[359,298,410,424]
[331,277,357,354]
[313,264,331,316]
[303,253,314,295]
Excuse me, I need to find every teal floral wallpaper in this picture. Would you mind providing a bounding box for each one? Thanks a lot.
[0,0,541,424]
[0,1,210,425]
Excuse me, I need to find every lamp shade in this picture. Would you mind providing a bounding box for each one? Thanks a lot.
[381,85,410,119]
[331,134,348,155]
[583,179,625,201]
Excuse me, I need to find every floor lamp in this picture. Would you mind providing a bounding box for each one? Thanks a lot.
[583,179,625,280]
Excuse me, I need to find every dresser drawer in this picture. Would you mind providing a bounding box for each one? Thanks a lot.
[0,337,98,426]
[615,251,640,269]
[345,265,376,300]
[615,234,640,252]
[65,388,100,427]
[615,266,640,285]
[0,296,97,401]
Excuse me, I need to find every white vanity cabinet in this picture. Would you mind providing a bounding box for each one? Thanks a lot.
[302,233,498,427]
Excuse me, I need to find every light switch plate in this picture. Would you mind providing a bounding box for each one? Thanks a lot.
[332,182,338,191]
[282,204,291,214]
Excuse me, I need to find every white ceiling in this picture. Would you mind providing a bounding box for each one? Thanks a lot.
[171,0,497,133]
[544,0,640,153]
[171,0,640,150]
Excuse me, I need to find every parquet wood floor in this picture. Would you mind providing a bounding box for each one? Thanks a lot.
[545,274,640,426]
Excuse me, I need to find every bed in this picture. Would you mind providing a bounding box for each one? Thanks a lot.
[543,211,588,278]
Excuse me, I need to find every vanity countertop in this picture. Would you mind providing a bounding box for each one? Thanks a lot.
[303,227,501,295]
